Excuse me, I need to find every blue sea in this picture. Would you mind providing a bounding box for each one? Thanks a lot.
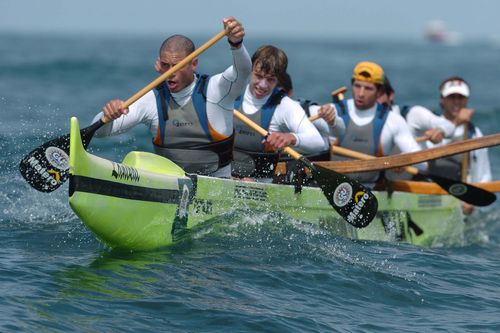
[1,32,499,332]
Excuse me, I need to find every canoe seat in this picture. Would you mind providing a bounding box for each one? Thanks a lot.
[121,151,185,177]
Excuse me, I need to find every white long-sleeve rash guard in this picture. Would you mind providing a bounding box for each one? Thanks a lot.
[93,45,252,138]
[307,103,346,149]
[334,99,427,171]
[240,85,326,155]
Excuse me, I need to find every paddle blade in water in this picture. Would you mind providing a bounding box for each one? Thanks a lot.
[19,120,104,192]
[303,159,378,228]
[428,174,497,206]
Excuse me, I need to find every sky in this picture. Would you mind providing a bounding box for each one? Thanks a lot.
[1,0,500,41]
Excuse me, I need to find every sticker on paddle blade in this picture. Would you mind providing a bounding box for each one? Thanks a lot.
[45,146,69,170]
[333,182,352,207]
[448,183,467,196]
[19,150,68,192]
[345,191,373,225]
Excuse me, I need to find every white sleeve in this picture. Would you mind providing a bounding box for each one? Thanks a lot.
[469,127,492,182]
[308,103,346,139]
[382,112,427,171]
[92,90,159,138]
[206,44,252,111]
[269,97,325,154]
[406,105,455,137]
[205,45,251,136]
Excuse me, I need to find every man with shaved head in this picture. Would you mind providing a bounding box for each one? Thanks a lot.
[93,17,251,178]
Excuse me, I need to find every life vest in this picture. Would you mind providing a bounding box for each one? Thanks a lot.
[399,105,412,119]
[332,99,390,183]
[153,74,234,175]
[428,122,476,180]
[232,88,286,178]
[296,98,332,161]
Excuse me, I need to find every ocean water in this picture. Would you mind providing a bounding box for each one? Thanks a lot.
[1,32,500,332]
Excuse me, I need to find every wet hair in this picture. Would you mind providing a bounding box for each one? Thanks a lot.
[251,45,288,82]
[160,34,195,56]
[381,76,395,96]
[279,72,293,94]
[439,76,469,92]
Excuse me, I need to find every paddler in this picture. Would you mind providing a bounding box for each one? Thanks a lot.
[231,45,328,182]
[330,61,426,187]
[377,75,466,182]
[278,72,345,161]
[426,77,492,214]
[92,17,251,178]
[377,76,463,145]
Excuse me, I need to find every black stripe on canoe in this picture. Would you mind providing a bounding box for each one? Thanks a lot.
[69,175,179,203]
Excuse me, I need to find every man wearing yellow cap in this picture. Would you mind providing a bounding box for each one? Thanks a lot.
[331,61,426,186]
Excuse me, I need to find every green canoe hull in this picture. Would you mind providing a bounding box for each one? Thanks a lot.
[68,117,464,250]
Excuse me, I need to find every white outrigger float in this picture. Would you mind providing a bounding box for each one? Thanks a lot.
[68,117,472,250]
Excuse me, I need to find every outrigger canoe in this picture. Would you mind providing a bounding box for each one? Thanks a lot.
[68,117,465,250]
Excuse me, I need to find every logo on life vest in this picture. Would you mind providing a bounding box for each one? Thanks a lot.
[45,146,69,170]
[346,191,371,224]
[333,182,352,207]
[172,119,194,127]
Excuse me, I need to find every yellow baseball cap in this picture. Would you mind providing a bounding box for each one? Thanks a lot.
[352,61,384,85]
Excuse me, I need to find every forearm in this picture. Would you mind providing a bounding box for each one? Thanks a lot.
[207,44,251,109]
[93,94,158,137]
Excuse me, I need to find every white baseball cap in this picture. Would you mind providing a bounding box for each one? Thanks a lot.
[440,79,470,97]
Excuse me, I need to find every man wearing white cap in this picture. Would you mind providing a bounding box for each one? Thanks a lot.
[427,76,492,214]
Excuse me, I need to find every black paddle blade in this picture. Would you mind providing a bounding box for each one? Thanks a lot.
[19,119,104,192]
[302,158,378,228]
[19,133,71,192]
[428,174,497,206]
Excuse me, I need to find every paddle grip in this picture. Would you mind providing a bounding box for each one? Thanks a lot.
[308,86,347,123]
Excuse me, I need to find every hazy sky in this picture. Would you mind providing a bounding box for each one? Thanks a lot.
[1,0,499,41]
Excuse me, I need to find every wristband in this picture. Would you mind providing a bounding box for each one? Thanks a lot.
[228,39,243,48]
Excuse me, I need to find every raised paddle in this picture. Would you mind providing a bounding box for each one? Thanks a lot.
[330,145,496,206]
[19,29,229,192]
[233,110,378,228]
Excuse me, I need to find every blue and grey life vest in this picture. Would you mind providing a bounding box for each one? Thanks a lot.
[231,88,286,178]
[428,122,476,180]
[153,74,234,175]
[296,98,331,161]
[332,99,390,183]
[399,105,412,119]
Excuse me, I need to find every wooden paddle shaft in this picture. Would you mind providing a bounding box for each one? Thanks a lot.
[461,122,469,181]
[391,180,500,195]
[316,133,500,173]
[309,114,321,122]
[233,110,302,160]
[97,30,227,124]
[309,86,348,122]
[331,145,419,176]
[124,30,227,109]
